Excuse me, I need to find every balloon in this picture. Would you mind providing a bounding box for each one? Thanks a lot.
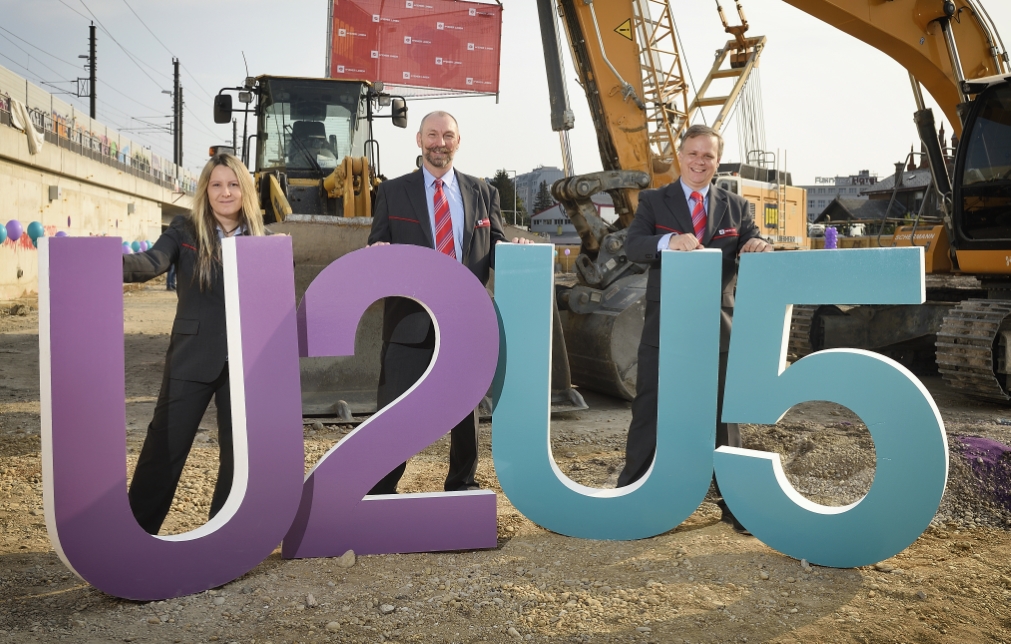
[27,221,44,241]
[825,227,838,250]
[131,241,141,253]
[5,220,22,242]
[0,225,6,244]
[138,241,148,252]
[122,242,132,254]
[55,231,68,238]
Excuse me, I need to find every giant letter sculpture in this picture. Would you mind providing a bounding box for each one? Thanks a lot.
[40,236,305,600]
[719,247,947,567]
[282,245,499,558]
[492,245,722,539]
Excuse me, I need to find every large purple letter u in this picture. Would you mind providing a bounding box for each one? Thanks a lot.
[39,237,305,600]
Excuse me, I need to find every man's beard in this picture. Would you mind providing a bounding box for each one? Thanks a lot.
[424,146,454,168]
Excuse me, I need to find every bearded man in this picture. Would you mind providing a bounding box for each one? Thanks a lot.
[367,111,515,494]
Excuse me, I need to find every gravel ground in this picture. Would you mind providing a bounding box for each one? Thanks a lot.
[2,285,1011,643]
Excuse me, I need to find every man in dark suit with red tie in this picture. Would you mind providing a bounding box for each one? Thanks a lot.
[367,111,526,494]
[618,124,772,532]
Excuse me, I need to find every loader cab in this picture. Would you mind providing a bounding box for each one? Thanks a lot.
[953,78,1011,255]
[254,77,369,177]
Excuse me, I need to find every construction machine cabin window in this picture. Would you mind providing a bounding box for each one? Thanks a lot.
[960,83,1011,241]
[257,80,366,173]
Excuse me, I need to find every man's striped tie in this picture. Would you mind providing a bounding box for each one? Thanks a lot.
[433,178,457,259]
[690,191,707,241]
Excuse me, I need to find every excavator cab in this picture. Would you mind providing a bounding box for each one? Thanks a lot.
[953,78,1011,267]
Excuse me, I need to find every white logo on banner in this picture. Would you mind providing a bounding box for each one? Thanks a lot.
[372,14,380,22]
[435,57,443,65]
[406,0,413,7]
[338,28,346,37]
[337,65,345,73]
[437,22,444,30]
[403,71,412,79]
[469,8,476,15]
[466,77,473,85]
[371,51,379,58]
[404,36,412,44]
[467,43,474,51]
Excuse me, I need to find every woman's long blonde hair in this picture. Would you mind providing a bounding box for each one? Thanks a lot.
[189,153,265,289]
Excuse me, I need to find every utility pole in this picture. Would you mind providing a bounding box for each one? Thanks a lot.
[232,119,238,155]
[172,58,181,166]
[88,23,96,119]
[177,85,183,167]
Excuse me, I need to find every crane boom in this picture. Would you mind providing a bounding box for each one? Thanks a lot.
[781,0,1008,133]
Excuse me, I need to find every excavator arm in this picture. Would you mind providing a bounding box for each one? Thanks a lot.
[781,0,1008,133]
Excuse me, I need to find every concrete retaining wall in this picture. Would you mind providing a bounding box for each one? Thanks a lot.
[0,125,190,299]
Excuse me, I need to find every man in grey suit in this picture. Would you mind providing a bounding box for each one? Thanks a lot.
[367,111,527,494]
[618,124,772,532]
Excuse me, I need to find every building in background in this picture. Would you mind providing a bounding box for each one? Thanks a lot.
[798,170,878,221]
[515,166,565,214]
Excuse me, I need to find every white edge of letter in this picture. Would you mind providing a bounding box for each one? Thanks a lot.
[160,238,250,541]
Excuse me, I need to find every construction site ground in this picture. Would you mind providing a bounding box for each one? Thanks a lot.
[2,282,1011,644]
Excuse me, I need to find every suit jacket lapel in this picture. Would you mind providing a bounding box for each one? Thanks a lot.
[405,171,434,248]
[664,181,695,236]
[705,186,730,244]
[458,171,478,261]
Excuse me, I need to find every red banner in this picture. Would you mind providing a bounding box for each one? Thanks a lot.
[330,0,502,94]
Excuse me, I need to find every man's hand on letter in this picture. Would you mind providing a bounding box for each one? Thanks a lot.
[739,238,773,254]
[667,234,704,251]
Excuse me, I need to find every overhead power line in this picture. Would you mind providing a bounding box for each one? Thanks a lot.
[119,0,174,57]
[0,25,82,71]
[0,33,75,83]
[117,0,216,105]
[75,0,169,91]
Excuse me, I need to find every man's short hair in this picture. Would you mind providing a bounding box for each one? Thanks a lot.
[679,124,724,158]
[418,110,460,134]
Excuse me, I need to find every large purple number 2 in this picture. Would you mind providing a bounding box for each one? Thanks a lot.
[282,245,499,558]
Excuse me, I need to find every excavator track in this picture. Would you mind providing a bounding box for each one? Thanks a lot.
[787,305,818,362]
[936,299,1011,403]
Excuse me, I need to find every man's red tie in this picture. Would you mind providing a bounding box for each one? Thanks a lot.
[433,178,457,259]
[690,191,707,241]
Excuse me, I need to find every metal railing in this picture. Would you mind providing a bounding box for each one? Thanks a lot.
[0,89,195,195]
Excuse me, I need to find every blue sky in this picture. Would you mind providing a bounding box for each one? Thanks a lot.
[2,0,1008,184]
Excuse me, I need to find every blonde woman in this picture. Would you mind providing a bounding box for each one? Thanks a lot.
[123,153,265,535]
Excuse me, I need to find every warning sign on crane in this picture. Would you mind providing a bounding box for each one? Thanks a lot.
[329,0,503,96]
[614,19,633,41]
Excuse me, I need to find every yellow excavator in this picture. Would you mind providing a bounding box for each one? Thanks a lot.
[777,0,1011,402]
[538,0,1011,403]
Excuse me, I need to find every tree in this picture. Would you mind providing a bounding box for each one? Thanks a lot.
[533,180,556,214]
[490,169,529,227]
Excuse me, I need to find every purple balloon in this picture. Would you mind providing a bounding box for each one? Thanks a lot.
[139,241,148,252]
[6,220,23,242]
[55,231,68,238]
[122,242,132,255]
[825,227,838,250]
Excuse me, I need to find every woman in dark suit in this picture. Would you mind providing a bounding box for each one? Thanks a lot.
[123,153,266,535]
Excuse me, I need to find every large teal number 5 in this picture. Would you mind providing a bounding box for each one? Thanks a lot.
[720,247,947,567]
